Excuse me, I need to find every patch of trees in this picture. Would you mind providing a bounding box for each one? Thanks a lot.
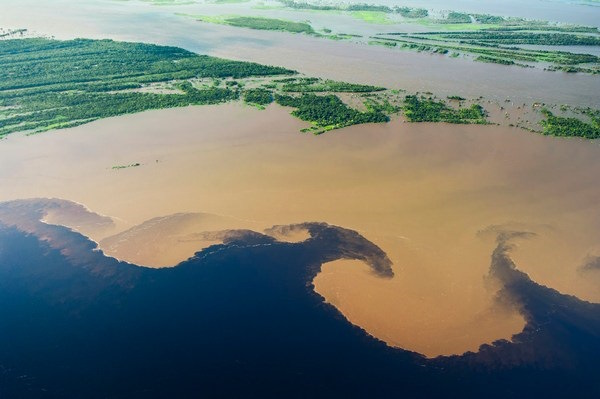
[403,95,487,124]
[540,109,600,139]
[275,94,388,130]
[243,88,274,105]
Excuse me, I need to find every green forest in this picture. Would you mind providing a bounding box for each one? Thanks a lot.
[0,38,293,136]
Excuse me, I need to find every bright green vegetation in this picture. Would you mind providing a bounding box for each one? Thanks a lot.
[279,78,385,93]
[243,88,274,105]
[224,16,315,34]
[275,94,389,132]
[112,163,141,170]
[350,11,391,24]
[540,109,600,139]
[0,38,293,136]
[181,14,321,35]
[396,7,428,18]
[403,95,487,124]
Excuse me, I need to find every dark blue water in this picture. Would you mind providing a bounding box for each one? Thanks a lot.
[0,200,599,398]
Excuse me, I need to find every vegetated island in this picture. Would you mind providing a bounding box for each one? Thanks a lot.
[0,38,293,136]
[176,14,358,40]
[177,1,600,74]
[112,163,141,170]
[0,37,598,138]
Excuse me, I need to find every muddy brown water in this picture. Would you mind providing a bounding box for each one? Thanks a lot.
[2,103,600,356]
